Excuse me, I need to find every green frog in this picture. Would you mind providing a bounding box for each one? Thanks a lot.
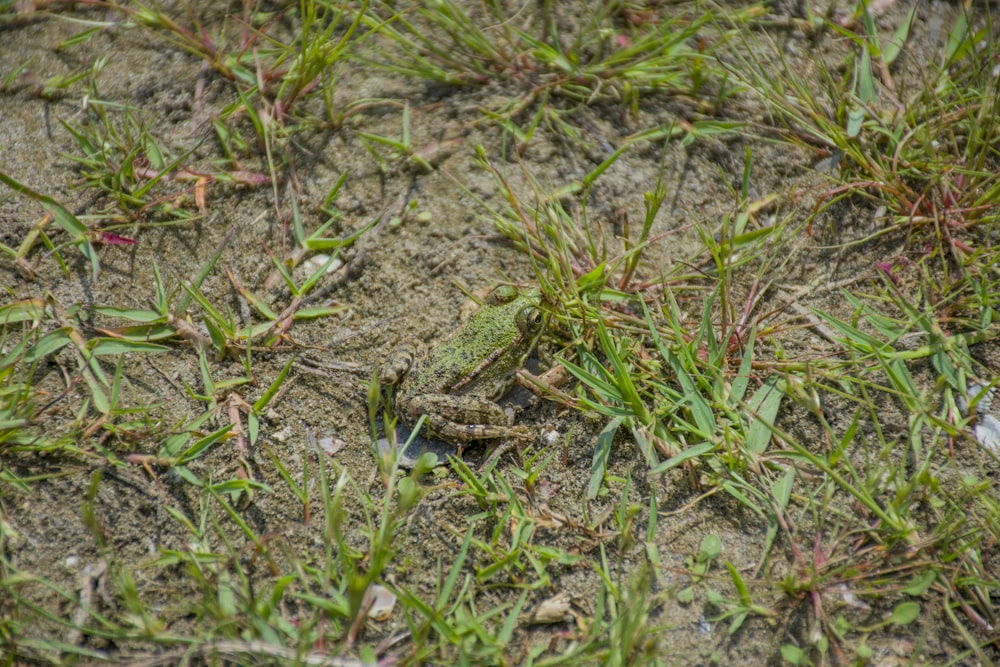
[379,285,548,444]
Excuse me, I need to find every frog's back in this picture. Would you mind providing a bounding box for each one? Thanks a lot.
[405,310,519,396]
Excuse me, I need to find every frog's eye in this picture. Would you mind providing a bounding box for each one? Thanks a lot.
[519,307,546,334]
[486,285,518,306]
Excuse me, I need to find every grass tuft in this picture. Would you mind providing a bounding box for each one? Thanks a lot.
[361,1,759,143]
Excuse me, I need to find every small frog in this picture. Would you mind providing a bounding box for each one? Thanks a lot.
[379,285,548,444]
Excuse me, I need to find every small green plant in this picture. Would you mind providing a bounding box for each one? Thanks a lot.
[0,172,101,282]
[706,561,777,634]
[679,534,720,604]
[356,103,461,173]
[1,306,72,482]
[91,204,373,360]
[123,0,369,135]
[60,80,209,221]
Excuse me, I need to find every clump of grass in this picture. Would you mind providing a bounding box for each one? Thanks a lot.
[58,64,212,222]
[120,0,367,123]
[723,4,999,251]
[361,1,760,142]
[479,139,802,494]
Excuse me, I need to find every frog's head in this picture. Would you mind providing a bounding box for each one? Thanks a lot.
[440,284,549,395]
[483,285,548,350]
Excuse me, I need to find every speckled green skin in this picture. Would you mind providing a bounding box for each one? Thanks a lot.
[379,285,547,443]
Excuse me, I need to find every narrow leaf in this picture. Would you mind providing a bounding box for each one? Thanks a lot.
[588,416,624,499]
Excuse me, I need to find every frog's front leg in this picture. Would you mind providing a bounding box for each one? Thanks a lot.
[405,394,532,443]
[378,341,420,386]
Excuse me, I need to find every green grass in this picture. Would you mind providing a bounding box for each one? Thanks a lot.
[360,0,758,144]
[472,4,1000,662]
[723,2,1000,249]
[2,0,1000,665]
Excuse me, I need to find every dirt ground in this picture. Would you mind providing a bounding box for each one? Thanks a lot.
[1,1,996,665]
